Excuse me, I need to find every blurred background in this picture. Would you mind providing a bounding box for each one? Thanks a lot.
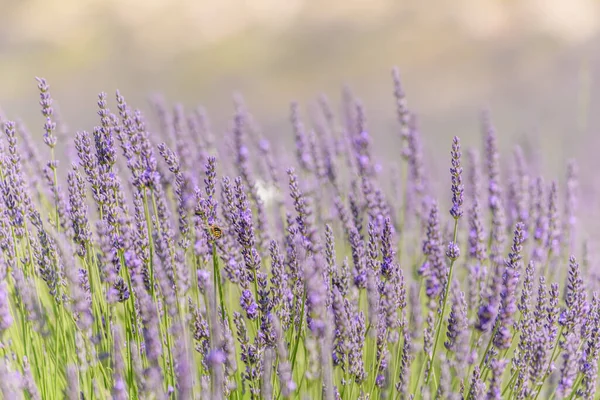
[0,0,599,233]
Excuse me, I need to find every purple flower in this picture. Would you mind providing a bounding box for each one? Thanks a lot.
[331,287,350,368]
[391,67,411,160]
[67,164,91,257]
[290,101,312,174]
[349,227,367,289]
[466,367,485,400]
[272,316,296,396]
[493,222,525,350]
[158,142,191,240]
[483,112,506,266]
[233,177,261,281]
[445,291,468,352]
[111,327,128,400]
[546,181,561,256]
[487,359,507,399]
[557,331,581,397]
[407,115,428,222]
[36,77,57,148]
[240,289,259,320]
[3,121,28,238]
[449,136,464,219]
[0,281,12,333]
[468,200,487,262]
[446,241,460,261]
[206,348,226,368]
[422,203,446,299]
[233,311,261,397]
[349,312,366,383]
[380,217,394,278]
[204,156,218,221]
[558,256,586,331]
[580,293,600,398]
[305,254,328,333]
[507,146,530,233]
[287,168,316,251]
[530,177,547,261]
[395,329,413,395]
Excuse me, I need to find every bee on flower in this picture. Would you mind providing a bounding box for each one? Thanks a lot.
[209,224,223,240]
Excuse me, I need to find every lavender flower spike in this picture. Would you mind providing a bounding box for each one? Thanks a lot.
[36,77,57,148]
[449,136,464,219]
[493,222,525,350]
[0,281,12,333]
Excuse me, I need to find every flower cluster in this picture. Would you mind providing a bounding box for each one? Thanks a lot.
[0,71,595,400]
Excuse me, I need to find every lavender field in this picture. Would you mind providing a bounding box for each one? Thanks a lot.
[0,69,596,399]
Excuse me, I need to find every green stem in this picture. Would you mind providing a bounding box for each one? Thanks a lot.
[391,329,405,396]
[425,218,459,388]
[477,325,498,376]
[368,329,389,398]
[213,244,227,323]
[566,373,584,400]
[50,148,61,232]
[290,287,307,382]
[142,188,155,298]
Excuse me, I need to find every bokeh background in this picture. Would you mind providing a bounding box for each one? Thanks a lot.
[1,0,599,234]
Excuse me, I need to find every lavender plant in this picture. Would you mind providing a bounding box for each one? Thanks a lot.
[0,70,597,400]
